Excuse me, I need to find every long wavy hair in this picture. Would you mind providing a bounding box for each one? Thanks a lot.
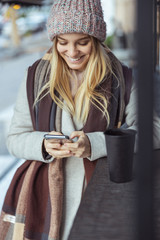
[35,36,115,125]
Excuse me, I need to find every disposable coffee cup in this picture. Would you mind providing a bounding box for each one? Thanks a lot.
[104,129,136,183]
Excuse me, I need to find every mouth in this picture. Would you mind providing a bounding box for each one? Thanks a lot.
[66,55,84,63]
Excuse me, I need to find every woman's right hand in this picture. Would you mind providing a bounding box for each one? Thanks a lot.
[43,131,73,158]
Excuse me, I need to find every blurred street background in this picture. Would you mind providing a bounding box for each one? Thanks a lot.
[0,0,159,212]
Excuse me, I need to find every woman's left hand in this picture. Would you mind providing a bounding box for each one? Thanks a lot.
[62,131,91,158]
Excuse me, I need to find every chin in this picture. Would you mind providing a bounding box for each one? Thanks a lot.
[68,62,88,71]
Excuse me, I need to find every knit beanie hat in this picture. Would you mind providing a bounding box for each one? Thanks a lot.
[46,0,106,42]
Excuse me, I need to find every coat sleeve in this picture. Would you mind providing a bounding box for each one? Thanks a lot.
[86,132,107,161]
[6,71,54,163]
[85,80,138,159]
[87,80,160,159]
[85,82,138,160]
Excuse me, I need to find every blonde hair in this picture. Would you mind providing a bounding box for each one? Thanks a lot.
[35,36,114,124]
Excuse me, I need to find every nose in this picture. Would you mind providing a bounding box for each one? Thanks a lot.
[67,44,79,57]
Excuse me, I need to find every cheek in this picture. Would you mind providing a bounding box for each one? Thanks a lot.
[57,44,65,54]
[85,44,92,55]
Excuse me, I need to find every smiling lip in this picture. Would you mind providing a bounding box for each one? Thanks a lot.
[66,55,84,63]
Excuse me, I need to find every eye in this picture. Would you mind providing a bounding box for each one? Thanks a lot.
[58,42,67,46]
[78,41,90,46]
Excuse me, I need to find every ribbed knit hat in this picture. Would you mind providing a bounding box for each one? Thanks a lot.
[46,0,106,42]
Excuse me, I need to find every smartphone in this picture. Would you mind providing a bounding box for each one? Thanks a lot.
[44,134,69,140]
[44,134,72,143]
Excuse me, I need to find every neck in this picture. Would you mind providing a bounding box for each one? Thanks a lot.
[69,70,84,98]
[71,70,84,81]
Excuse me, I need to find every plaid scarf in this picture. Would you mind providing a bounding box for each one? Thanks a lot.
[0,49,130,240]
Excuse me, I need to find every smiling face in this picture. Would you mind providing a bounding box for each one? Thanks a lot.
[56,33,92,72]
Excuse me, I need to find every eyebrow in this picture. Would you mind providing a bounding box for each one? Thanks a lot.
[57,36,90,41]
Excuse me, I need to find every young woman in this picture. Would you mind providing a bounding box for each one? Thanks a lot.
[0,1,160,240]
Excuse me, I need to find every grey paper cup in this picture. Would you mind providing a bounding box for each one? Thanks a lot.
[104,129,136,183]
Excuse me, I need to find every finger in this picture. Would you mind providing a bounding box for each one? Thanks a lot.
[49,149,73,158]
[46,142,61,149]
[70,131,84,140]
[47,139,61,144]
[63,141,80,150]
[49,131,62,135]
